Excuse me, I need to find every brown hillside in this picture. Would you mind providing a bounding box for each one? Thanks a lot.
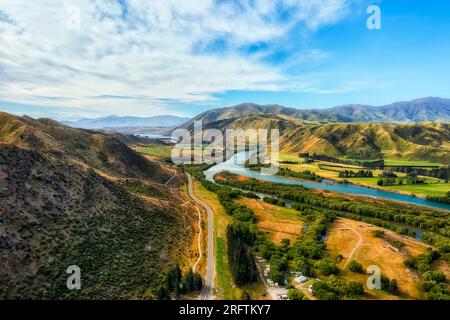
[0,112,170,182]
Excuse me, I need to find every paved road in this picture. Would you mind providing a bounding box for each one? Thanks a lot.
[187,174,215,300]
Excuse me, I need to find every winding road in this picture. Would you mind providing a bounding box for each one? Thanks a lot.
[164,169,215,299]
[187,174,215,300]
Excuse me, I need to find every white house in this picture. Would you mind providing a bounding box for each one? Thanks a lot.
[295,276,308,283]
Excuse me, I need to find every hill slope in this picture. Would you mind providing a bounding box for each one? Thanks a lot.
[0,112,170,182]
[201,114,450,162]
[0,113,193,299]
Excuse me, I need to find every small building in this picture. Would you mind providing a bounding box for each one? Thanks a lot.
[295,276,308,284]
[276,288,288,300]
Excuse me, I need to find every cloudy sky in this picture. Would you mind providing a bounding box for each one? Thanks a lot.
[0,0,449,120]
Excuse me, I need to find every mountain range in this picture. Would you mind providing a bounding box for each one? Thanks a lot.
[59,97,450,132]
[64,115,190,129]
[180,97,450,130]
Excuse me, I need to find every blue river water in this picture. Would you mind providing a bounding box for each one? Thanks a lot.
[204,152,450,212]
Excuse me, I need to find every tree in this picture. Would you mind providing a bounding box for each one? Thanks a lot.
[240,290,252,300]
[226,222,257,285]
[288,289,306,300]
[422,271,446,283]
[193,272,203,291]
[181,269,194,293]
[348,260,363,273]
[314,258,339,276]
[387,279,399,295]
[269,255,288,284]
[165,265,182,296]
[295,257,312,276]
[181,269,203,293]
[346,281,364,296]
[372,230,384,238]
[154,285,170,300]
[424,283,450,300]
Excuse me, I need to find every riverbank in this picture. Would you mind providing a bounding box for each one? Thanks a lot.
[205,152,450,212]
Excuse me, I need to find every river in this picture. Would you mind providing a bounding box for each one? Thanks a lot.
[204,152,450,212]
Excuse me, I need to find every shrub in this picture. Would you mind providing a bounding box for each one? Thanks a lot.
[288,289,306,300]
[346,281,364,296]
[348,260,363,273]
[314,258,339,276]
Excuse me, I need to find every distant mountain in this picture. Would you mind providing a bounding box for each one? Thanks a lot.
[326,97,450,123]
[64,115,190,129]
[179,97,450,130]
[198,113,450,163]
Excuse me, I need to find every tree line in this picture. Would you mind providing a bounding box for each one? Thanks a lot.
[155,265,203,299]
[299,153,384,168]
[214,175,450,251]
[183,164,260,287]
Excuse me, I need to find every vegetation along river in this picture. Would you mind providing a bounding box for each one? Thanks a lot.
[204,152,450,212]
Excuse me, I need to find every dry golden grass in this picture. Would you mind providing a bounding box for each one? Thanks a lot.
[238,198,303,245]
[177,183,206,275]
[326,218,431,300]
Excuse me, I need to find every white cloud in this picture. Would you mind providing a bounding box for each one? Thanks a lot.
[0,0,354,116]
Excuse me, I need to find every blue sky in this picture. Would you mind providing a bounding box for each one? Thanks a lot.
[0,0,449,120]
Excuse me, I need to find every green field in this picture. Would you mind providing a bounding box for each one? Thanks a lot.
[384,159,442,167]
[215,237,237,299]
[136,145,173,158]
[279,153,303,163]
[383,183,450,197]
[280,160,449,198]
[346,177,449,196]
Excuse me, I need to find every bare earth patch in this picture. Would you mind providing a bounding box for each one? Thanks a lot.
[326,218,430,299]
[238,198,302,245]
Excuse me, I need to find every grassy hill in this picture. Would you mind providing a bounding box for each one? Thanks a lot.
[0,113,193,299]
[202,114,450,163]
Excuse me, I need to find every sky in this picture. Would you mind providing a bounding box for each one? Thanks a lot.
[0,0,449,120]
